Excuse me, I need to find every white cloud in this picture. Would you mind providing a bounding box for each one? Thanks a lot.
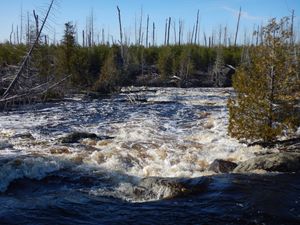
[222,6,263,21]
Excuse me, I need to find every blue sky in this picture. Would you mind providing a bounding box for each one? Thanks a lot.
[0,0,299,45]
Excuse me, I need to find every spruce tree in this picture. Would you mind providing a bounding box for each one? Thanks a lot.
[93,46,122,93]
[228,17,300,141]
[62,22,76,75]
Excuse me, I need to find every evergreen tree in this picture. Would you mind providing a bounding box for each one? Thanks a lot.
[93,46,122,93]
[62,22,76,75]
[178,47,194,82]
[228,17,300,141]
[157,47,174,81]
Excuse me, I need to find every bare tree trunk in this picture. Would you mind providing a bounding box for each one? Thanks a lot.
[134,14,137,45]
[102,28,105,44]
[53,29,56,45]
[218,25,222,46]
[33,10,39,38]
[223,26,227,46]
[164,18,167,45]
[10,24,13,44]
[27,12,30,45]
[20,3,23,43]
[138,7,143,46]
[234,7,241,47]
[260,24,263,44]
[167,17,171,45]
[203,32,207,47]
[255,25,259,46]
[152,22,155,46]
[268,65,275,129]
[146,15,149,47]
[291,9,294,45]
[191,25,195,44]
[117,6,124,60]
[89,31,91,47]
[17,25,19,44]
[82,30,85,47]
[173,20,176,44]
[178,20,183,45]
[91,8,94,46]
[194,9,199,44]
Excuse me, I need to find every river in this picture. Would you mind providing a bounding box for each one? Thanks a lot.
[0,87,299,224]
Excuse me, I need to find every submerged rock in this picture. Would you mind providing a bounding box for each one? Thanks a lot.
[133,176,210,200]
[50,147,70,154]
[234,153,300,173]
[60,132,113,144]
[208,159,238,173]
[0,141,13,150]
[61,132,98,143]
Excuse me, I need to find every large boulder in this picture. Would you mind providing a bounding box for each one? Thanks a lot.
[208,159,238,173]
[60,132,113,144]
[133,176,210,200]
[234,153,300,173]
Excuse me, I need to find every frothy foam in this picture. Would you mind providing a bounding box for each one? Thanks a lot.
[0,88,269,197]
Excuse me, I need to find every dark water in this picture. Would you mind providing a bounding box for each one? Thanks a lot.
[0,172,299,225]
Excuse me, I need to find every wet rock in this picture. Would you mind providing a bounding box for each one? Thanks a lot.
[60,132,113,144]
[234,153,300,173]
[13,132,35,140]
[249,137,300,153]
[50,147,70,154]
[61,132,98,143]
[208,159,238,173]
[133,176,210,200]
[0,141,13,150]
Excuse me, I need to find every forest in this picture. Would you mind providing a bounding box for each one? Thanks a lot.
[0,2,247,99]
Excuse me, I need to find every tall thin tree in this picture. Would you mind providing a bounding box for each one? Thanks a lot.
[234,7,242,47]
[194,9,199,44]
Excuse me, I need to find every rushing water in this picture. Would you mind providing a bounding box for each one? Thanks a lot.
[0,87,299,224]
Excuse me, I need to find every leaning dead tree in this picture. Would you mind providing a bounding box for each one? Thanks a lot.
[0,0,69,110]
[234,7,242,47]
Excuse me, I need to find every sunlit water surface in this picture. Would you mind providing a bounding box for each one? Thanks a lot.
[0,88,299,224]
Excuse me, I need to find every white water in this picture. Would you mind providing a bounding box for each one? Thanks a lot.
[0,88,269,196]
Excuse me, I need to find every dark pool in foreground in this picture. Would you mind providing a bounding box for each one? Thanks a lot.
[1,172,299,225]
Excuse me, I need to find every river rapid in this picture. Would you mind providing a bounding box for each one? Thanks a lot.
[0,87,299,224]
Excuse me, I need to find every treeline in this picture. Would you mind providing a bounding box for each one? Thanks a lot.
[0,22,243,95]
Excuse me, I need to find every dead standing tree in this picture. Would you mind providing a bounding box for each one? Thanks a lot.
[0,0,69,109]
[117,6,124,61]
[234,7,241,47]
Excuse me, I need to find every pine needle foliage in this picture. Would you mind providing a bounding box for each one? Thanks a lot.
[228,17,300,141]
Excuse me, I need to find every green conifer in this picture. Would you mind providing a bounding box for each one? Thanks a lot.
[228,17,300,141]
